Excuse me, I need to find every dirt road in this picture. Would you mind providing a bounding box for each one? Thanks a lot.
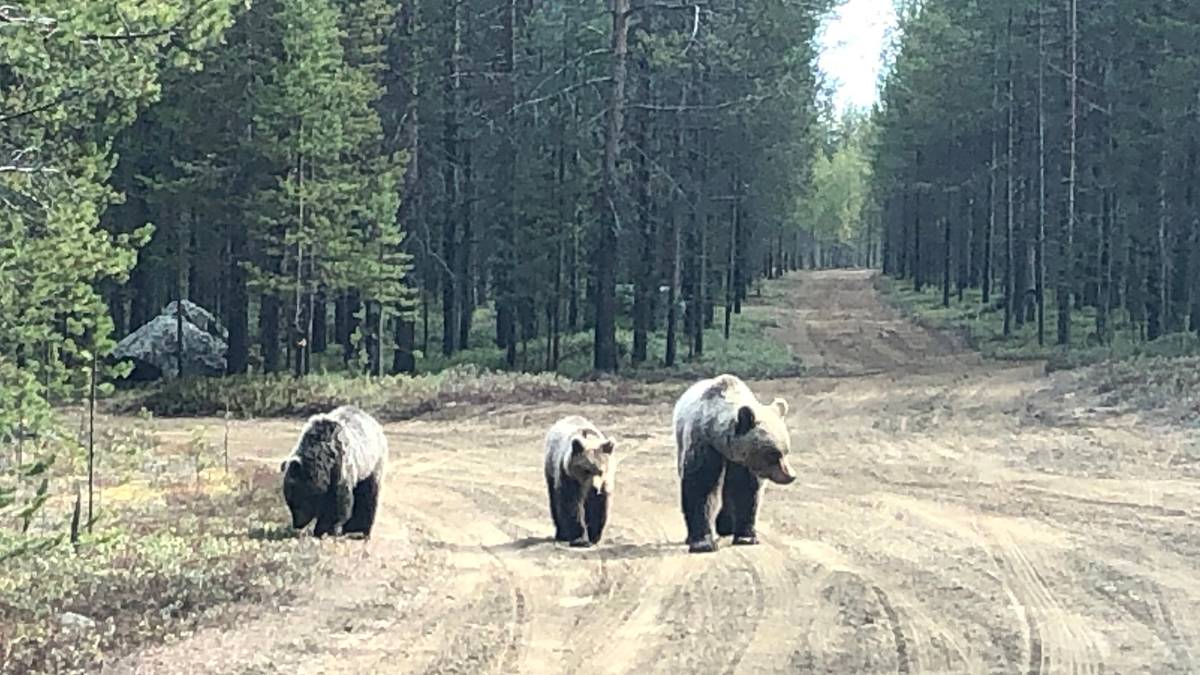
[113,270,1200,674]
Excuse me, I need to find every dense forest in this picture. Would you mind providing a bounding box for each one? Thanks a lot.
[871,0,1200,348]
[0,0,855,432]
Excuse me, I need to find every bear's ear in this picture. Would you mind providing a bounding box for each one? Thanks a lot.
[599,439,615,454]
[735,406,756,436]
[280,459,291,473]
[771,397,789,417]
[571,438,586,455]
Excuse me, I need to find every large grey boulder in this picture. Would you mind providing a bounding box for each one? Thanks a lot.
[113,300,227,380]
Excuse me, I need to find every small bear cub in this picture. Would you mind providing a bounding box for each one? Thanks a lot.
[543,416,616,548]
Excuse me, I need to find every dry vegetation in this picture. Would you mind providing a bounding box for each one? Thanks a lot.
[108,365,665,421]
[0,461,318,674]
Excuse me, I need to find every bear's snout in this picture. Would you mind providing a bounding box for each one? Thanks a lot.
[765,457,797,485]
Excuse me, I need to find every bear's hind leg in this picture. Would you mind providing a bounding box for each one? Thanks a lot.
[716,464,737,537]
[343,474,381,538]
[724,462,762,546]
[681,444,726,553]
[555,477,587,545]
[547,472,567,541]
[585,488,609,545]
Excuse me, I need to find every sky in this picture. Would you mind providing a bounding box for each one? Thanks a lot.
[817,0,898,113]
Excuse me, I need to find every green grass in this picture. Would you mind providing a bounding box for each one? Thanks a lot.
[875,275,1200,371]
[0,463,316,674]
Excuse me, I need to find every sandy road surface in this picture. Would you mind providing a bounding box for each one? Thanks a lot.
[111,270,1200,675]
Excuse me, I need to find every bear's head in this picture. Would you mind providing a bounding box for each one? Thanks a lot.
[730,397,796,485]
[566,430,616,490]
[280,457,324,530]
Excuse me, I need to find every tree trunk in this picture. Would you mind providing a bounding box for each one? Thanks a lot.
[958,191,972,302]
[225,210,249,374]
[1057,0,1077,347]
[1036,0,1047,346]
[1149,112,1168,341]
[942,214,952,308]
[984,39,999,305]
[665,183,682,368]
[724,165,739,340]
[495,0,518,367]
[391,0,420,374]
[664,85,687,368]
[311,295,327,354]
[441,0,462,357]
[913,153,923,293]
[259,293,281,373]
[593,0,629,373]
[631,48,653,364]
[1003,8,1015,337]
[1189,139,1200,333]
[458,138,474,349]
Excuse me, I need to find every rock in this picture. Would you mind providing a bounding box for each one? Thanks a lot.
[59,612,96,631]
[112,300,228,380]
[161,300,229,341]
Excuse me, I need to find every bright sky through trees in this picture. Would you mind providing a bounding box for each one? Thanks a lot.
[818,0,897,111]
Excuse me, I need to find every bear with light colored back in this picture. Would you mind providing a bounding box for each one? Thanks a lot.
[674,374,796,553]
[280,405,388,538]
[544,416,617,548]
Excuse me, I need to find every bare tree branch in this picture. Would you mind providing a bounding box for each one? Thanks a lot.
[681,5,701,56]
[627,93,771,113]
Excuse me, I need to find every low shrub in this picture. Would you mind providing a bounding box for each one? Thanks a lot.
[110,365,662,420]
[0,465,316,674]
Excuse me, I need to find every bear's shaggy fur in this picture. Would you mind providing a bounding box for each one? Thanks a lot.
[543,416,617,548]
[674,374,796,553]
[280,405,388,538]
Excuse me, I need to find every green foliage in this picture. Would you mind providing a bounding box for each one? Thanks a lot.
[241,0,413,352]
[876,274,1200,370]
[870,0,1200,347]
[0,0,236,430]
[800,111,875,251]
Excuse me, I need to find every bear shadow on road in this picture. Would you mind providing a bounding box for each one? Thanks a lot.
[246,526,372,542]
[246,525,301,542]
[478,537,681,561]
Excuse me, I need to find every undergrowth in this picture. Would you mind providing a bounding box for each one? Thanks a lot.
[0,464,315,674]
[111,298,800,420]
[875,275,1200,371]
[110,364,663,420]
[1074,355,1200,425]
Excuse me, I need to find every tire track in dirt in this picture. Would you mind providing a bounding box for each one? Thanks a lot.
[774,539,921,675]
[1080,558,1194,672]
[389,506,526,673]
[409,432,695,675]
[983,523,1105,675]
[870,584,912,675]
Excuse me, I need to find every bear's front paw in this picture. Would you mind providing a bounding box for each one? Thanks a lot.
[687,536,718,554]
[732,535,759,546]
[569,537,594,548]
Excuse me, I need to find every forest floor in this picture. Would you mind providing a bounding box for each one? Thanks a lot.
[107,269,1200,675]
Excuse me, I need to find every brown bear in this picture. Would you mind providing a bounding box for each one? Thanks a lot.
[674,374,796,553]
[543,416,617,548]
[280,405,388,538]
